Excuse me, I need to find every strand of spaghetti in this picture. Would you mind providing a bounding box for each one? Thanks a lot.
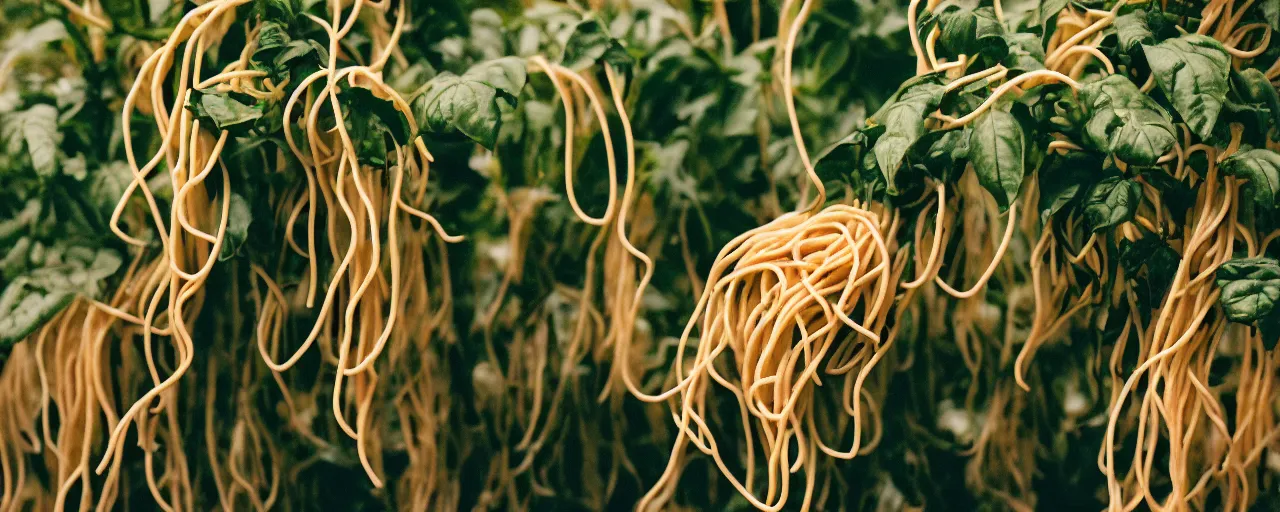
[902,184,946,288]
[343,145,406,376]
[781,0,824,209]
[942,72,1081,129]
[935,203,1017,298]
[601,65,660,401]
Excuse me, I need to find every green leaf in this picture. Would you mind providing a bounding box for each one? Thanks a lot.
[1080,74,1177,165]
[1037,152,1102,220]
[867,74,945,192]
[1113,12,1154,53]
[89,161,134,220]
[968,109,1026,209]
[1,104,61,178]
[463,57,529,106]
[1230,68,1280,141]
[1142,35,1230,139]
[1220,148,1280,209]
[1216,257,1280,324]
[0,245,122,347]
[561,18,633,70]
[273,40,327,71]
[413,58,530,149]
[1035,0,1069,27]
[1082,176,1142,232]
[1263,0,1280,32]
[219,194,252,261]
[1120,234,1180,311]
[914,128,969,182]
[255,21,291,53]
[187,89,263,133]
[415,74,501,149]
[1003,32,1045,73]
[813,131,868,185]
[340,87,411,167]
[936,5,1008,61]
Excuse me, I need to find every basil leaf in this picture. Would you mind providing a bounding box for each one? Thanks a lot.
[561,18,633,70]
[1220,148,1280,209]
[813,131,867,185]
[218,193,251,261]
[1231,69,1280,142]
[1114,12,1154,53]
[255,21,291,54]
[915,128,969,182]
[1080,74,1176,165]
[0,246,122,347]
[1142,35,1230,140]
[414,74,502,149]
[1037,151,1103,220]
[867,74,945,192]
[1,104,61,178]
[413,58,529,149]
[463,56,529,106]
[89,161,134,221]
[1003,32,1046,73]
[1216,257,1280,324]
[1119,235,1179,304]
[1035,0,1069,28]
[936,6,1008,61]
[1082,175,1141,231]
[187,89,263,133]
[1264,0,1280,32]
[968,109,1026,209]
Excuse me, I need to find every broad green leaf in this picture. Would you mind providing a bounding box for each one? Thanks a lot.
[968,109,1026,209]
[218,194,252,261]
[272,40,327,72]
[813,131,867,185]
[1080,75,1176,165]
[2,104,61,177]
[1142,35,1230,139]
[1220,148,1280,209]
[1113,12,1153,53]
[0,246,122,347]
[0,21,67,69]
[936,6,1007,61]
[89,161,134,220]
[1120,234,1181,311]
[1216,257,1280,324]
[256,21,291,53]
[1003,32,1045,73]
[867,74,945,191]
[914,128,969,182]
[1035,0,1069,27]
[414,58,530,149]
[62,153,87,180]
[1083,176,1141,231]
[1230,68,1280,141]
[463,57,529,105]
[414,74,502,149]
[187,89,262,133]
[561,18,633,70]
[1037,152,1102,220]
